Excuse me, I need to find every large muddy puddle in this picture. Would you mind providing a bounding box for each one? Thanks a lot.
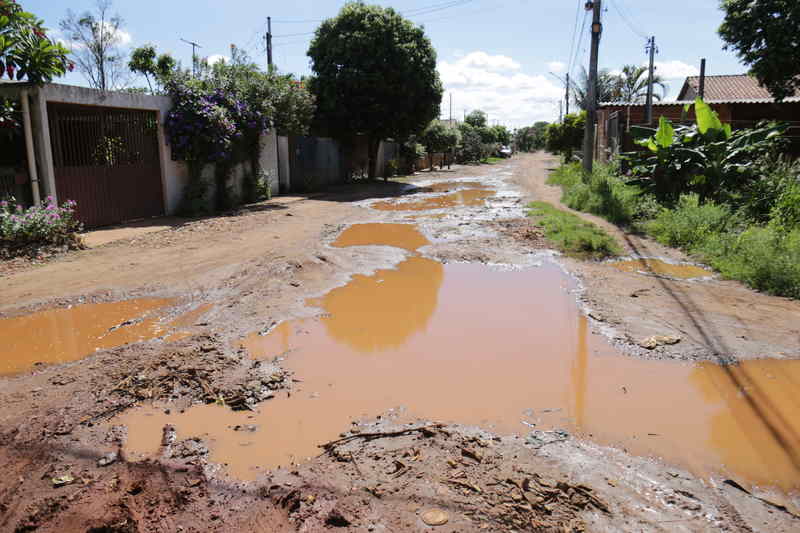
[331,223,430,252]
[0,298,175,375]
[371,189,495,211]
[611,258,713,279]
[115,224,800,496]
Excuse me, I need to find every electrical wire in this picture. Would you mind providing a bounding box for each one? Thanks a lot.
[566,0,583,75]
[272,31,315,38]
[569,9,590,78]
[610,0,648,40]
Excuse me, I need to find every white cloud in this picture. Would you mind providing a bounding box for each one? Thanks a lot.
[455,51,520,73]
[206,54,230,66]
[438,51,563,128]
[652,60,700,80]
[547,61,566,74]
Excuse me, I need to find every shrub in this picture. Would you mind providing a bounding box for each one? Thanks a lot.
[548,162,651,225]
[738,157,800,224]
[0,196,83,253]
[527,201,620,259]
[545,112,585,161]
[770,180,800,232]
[697,227,800,299]
[643,194,739,248]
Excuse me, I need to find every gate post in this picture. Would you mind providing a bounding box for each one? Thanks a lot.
[31,88,57,203]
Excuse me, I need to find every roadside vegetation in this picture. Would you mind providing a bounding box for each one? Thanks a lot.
[527,201,620,259]
[546,98,800,298]
[0,197,84,258]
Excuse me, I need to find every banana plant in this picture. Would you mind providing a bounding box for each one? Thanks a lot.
[627,97,786,204]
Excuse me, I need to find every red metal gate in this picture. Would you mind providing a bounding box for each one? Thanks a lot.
[47,103,164,228]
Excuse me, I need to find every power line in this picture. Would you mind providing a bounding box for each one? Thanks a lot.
[272,31,315,38]
[610,0,648,40]
[566,0,583,75]
[569,10,590,78]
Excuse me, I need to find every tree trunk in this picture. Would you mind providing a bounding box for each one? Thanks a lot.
[368,137,380,180]
[429,153,434,171]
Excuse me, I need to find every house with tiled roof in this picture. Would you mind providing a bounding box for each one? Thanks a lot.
[596,74,800,161]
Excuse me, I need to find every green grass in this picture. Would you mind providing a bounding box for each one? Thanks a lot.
[547,162,657,225]
[483,156,505,164]
[527,201,620,259]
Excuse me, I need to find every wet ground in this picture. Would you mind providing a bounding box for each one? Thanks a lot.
[2,155,800,531]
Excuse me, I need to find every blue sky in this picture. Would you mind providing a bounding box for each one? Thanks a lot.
[30,0,746,128]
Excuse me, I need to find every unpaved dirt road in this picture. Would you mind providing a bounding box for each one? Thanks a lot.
[1,154,799,532]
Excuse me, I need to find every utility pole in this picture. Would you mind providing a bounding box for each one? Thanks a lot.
[645,36,657,125]
[565,72,570,116]
[449,93,453,123]
[699,58,706,100]
[558,100,563,123]
[266,17,273,71]
[181,38,202,78]
[582,0,602,175]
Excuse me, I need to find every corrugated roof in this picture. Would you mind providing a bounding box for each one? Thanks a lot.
[679,74,800,101]
[600,96,800,108]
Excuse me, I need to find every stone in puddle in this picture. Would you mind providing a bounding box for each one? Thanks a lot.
[639,335,681,350]
[421,508,449,526]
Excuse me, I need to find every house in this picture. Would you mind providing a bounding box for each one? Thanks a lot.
[596,74,800,161]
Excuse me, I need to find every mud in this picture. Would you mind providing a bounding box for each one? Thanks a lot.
[331,223,430,252]
[2,158,800,531]
[371,189,495,211]
[0,298,174,375]
[611,257,713,279]
[118,255,800,499]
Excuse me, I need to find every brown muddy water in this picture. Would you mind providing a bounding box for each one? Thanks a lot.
[0,298,174,375]
[371,189,495,211]
[611,258,712,279]
[331,223,430,252]
[418,181,491,193]
[114,224,800,498]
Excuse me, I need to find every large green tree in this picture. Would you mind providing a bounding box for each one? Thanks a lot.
[0,0,71,83]
[308,3,443,178]
[545,112,586,161]
[465,110,488,128]
[719,0,800,101]
[514,121,549,152]
[419,121,459,170]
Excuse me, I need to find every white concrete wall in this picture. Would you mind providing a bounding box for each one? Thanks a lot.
[0,83,280,214]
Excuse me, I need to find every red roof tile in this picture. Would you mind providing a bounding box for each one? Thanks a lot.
[679,74,800,101]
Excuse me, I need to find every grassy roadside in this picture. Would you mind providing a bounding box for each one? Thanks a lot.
[527,201,620,259]
[546,162,800,299]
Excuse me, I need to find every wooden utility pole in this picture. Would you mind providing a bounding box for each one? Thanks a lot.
[559,100,563,123]
[449,93,453,122]
[582,0,602,175]
[565,72,570,116]
[266,17,273,71]
[645,36,656,125]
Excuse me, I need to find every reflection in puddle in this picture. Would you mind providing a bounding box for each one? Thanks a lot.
[0,298,174,375]
[331,223,430,252]
[371,189,494,211]
[114,260,800,495]
[611,258,712,279]
[162,303,214,342]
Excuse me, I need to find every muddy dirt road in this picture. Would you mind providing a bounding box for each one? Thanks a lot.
[1,154,799,532]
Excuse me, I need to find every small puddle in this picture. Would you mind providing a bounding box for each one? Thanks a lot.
[162,303,215,342]
[371,189,495,211]
[331,223,430,252]
[0,298,174,376]
[114,256,800,494]
[611,258,712,279]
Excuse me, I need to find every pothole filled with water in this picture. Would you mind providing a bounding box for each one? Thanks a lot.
[113,224,800,497]
[331,223,430,252]
[611,258,712,279]
[370,189,495,211]
[0,298,175,376]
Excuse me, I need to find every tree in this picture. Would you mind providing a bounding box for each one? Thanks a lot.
[0,0,71,84]
[545,112,585,161]
[617,64,666,103]
[128,44,177,93]
[490,124,511,146]
[514,122,549,152]
[572,66,622,110]
[419,122,459,170]
[59,0,129,91]
[457,122,483,162]
[719,0,800,101]
[308,3,443,178]
[465,110,488,128]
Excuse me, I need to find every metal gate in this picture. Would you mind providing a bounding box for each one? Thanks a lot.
[47,103,164,227]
